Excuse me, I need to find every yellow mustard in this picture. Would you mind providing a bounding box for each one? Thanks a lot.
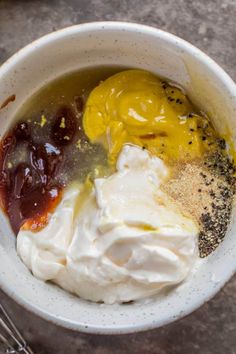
[83,69,219,164]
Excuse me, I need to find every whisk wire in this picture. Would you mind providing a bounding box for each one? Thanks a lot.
[0,304,34,354]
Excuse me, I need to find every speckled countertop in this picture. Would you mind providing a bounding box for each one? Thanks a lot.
[0,1,236,353]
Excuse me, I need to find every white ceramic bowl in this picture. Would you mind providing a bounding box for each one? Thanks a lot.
[0,22,236,334]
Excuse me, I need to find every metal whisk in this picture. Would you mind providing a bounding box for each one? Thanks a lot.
[0,304,34,354]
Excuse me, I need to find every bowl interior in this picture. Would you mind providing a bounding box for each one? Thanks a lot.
[0,22,236,334]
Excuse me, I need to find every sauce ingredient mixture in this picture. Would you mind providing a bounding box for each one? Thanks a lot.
[0,68,234,255]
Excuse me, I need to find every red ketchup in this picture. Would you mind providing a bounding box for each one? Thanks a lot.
[0,105,77,234]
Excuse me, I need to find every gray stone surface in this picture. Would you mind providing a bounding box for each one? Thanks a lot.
[0,0,236,353]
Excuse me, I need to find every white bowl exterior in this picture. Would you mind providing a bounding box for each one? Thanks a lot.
[0,22,236,334]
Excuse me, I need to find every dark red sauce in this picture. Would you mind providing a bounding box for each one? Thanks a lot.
[0,105,78,234]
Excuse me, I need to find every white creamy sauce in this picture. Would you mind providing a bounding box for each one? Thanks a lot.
[17,145,199,304]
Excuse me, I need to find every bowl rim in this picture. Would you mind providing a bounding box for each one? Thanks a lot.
[0,21,236,334]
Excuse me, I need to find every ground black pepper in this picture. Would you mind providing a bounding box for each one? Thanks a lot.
[198,152,236,257]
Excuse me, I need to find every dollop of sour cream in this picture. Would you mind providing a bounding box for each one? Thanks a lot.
[17,145,199,304]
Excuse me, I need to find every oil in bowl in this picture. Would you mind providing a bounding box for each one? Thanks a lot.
[0,67,235,305]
